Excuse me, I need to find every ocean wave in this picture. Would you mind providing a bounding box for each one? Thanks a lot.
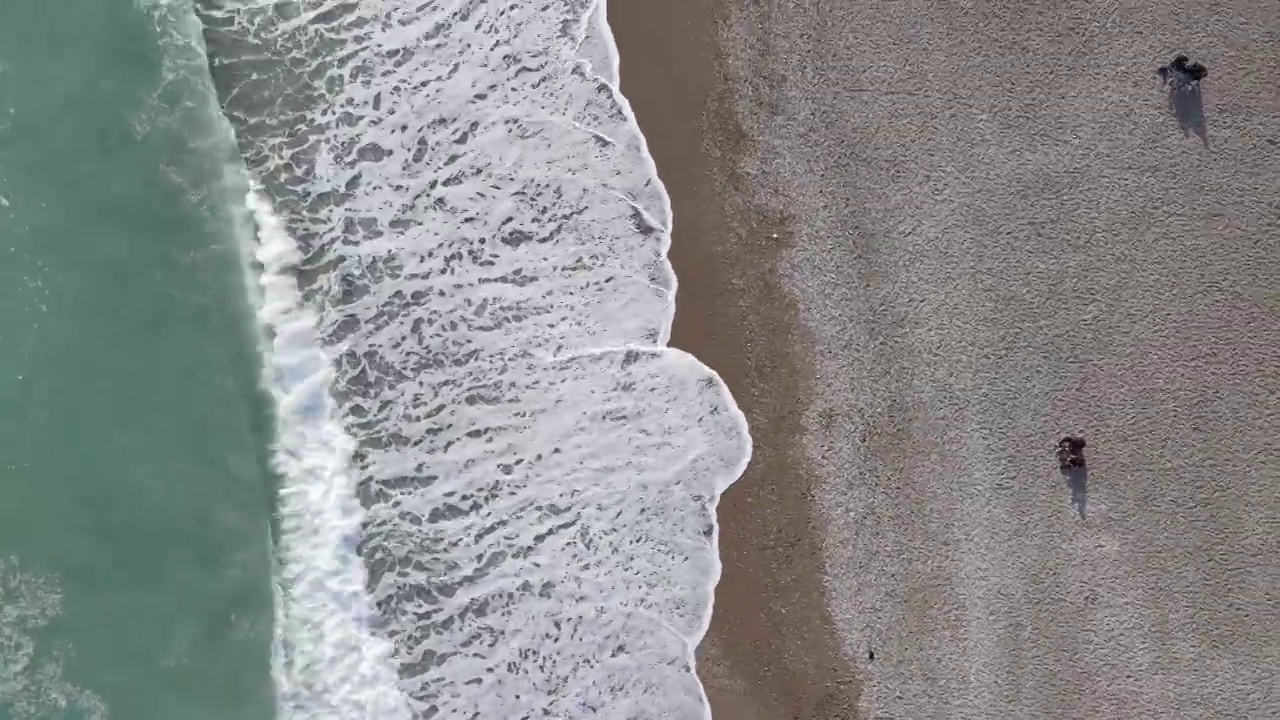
[193,0,751,716]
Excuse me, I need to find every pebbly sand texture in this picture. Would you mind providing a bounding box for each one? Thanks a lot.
[611,0,862,717]
[617,0,1279,718]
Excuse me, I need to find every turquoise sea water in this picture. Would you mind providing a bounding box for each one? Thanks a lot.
[0,2,277,718]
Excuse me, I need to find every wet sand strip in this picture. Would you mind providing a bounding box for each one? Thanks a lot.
[609,0,864,717]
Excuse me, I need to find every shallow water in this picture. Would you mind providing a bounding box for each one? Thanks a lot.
[197,0,750,717]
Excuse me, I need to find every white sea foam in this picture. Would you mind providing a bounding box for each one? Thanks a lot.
[246,189,412,720]
[194,0,752,716]
[0,558,108,720]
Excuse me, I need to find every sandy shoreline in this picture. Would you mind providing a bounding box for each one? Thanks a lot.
[615,0,1277,718]
[609,1,862,718]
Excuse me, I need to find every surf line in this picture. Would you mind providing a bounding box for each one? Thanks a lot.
[242,184,412,720]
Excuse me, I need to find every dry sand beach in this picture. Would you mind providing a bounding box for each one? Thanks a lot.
[614,0,1278,718]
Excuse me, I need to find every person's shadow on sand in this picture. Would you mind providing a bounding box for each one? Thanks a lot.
[1158,55,1209,147]
[1063,465,1088,519]
[1056,437,1089,519]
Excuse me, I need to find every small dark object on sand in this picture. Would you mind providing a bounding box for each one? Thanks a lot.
[1056,436,1087,471]
[1157,54,1208,88]
[868,649,875,662]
